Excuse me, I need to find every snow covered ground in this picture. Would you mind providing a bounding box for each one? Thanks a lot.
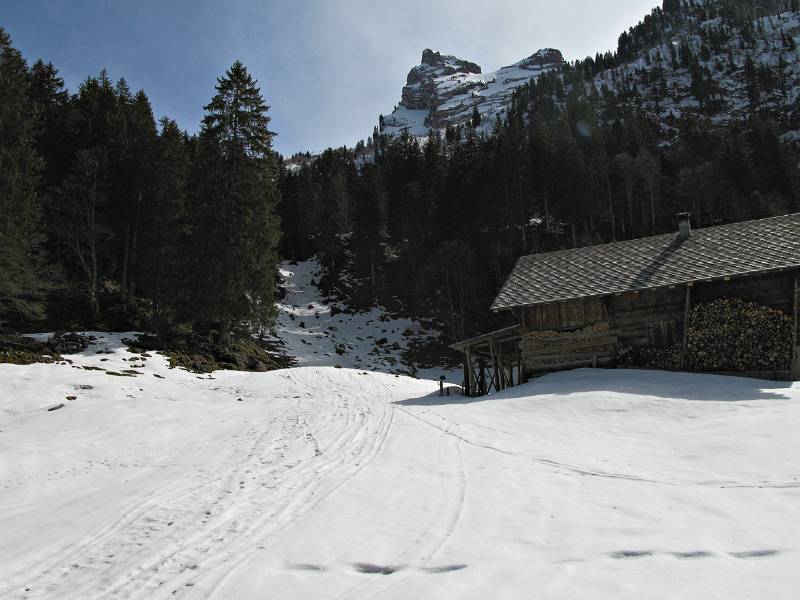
[273,260,456,381]
[2,334,799,599]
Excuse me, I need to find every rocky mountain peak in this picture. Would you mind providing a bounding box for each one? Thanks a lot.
[384,47,564,137]
[420,48,443,66]
[514,48,565,69]
[406,49,482,87]
[419,48,482,72]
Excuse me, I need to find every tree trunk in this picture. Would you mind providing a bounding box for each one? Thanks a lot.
[625,182,635,239]
[649,180,656,234]
[127,221,138,319]
[127,188,142,316]
[218,320,232,349]
[543,190,550,236]
[121,224,129,301]
[607,178,617,241]
[369,245,376,290]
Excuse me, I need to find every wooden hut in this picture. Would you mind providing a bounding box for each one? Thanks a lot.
[453,213,800,396]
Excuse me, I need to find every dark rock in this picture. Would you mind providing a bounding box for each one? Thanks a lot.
[48,332,90,354]
[248,359,268,372]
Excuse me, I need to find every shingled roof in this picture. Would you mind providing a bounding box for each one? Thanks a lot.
[492,213,800,312]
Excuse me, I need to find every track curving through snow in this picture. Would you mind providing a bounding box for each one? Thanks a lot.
[2,339,800,599]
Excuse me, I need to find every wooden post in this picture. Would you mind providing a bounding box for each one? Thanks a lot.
[462,353,471,397]
[479,360,486,396]
[680,283,693,370]
[497,342,506,392]
[489,340,501,392]
[466,349,476,397]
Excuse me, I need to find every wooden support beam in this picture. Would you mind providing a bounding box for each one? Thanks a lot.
[680,284,692,370]
[489,340,501,393]
[466,349,476,397]
[498,345,506,390]
[462,354,471,397]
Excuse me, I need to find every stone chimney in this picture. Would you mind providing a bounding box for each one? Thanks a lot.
[677,212,691,238]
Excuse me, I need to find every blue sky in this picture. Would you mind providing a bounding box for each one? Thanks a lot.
[4,0,658,155]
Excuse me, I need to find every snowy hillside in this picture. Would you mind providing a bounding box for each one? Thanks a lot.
[380,48,564,137]
[274,260,456,381]
[587,10,800,140]
[2,347,799,599]
[379,5,800,142]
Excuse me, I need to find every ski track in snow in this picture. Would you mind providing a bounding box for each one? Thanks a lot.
[2,332,800,596]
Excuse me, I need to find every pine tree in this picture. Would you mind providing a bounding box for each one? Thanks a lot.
[315,150,350,276]
[0,29,50,325]
[115,89,158,314]
[55,72,117,321]
[189,61,280,346]
[142,118,190,327]
[28,60,71,190]
[744,56,760,110]
[59,149,107,320]
[471,106,482,128]
[351,165,386,303]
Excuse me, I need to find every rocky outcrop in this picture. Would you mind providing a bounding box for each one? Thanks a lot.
[383,47,564,136]
[514,48,564,70]
[401,49,482,111]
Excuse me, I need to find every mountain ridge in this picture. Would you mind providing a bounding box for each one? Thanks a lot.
[373,0,800,144]
[379,47,565,137]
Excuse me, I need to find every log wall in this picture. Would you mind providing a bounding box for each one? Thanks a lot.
[521,298,607,333]
[607,287,685,349]
[518,270,796,376]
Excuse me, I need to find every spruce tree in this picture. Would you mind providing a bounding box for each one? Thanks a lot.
[115,89,158,313]
[142,117,190,327]
[189,61,280,346]
[315,150,350,276]
[56,73,117,321]
[471,106,482,128]
[59,149,107,320]
[28,60,71,190]
[351,165,386,302]
[0,29,49,326]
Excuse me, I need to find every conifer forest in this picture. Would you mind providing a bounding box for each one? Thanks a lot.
[2,0,800,347]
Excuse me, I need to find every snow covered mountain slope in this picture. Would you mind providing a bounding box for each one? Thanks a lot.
[586,9,800,140]
[378,5,800,143]
[274,260,455,380]
[380,48,564,137]
[1,343,799,599]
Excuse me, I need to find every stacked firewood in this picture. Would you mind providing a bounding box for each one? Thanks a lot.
[640,346,682,370]
[519,321,610,353]
[684,298,793,371]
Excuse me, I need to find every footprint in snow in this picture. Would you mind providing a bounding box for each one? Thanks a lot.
[353,563,403,575]
[289,563,327,572]
[610,551,653,559]
[422,565,467,574]
[672,551,713,559]
[730,550,780,559]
